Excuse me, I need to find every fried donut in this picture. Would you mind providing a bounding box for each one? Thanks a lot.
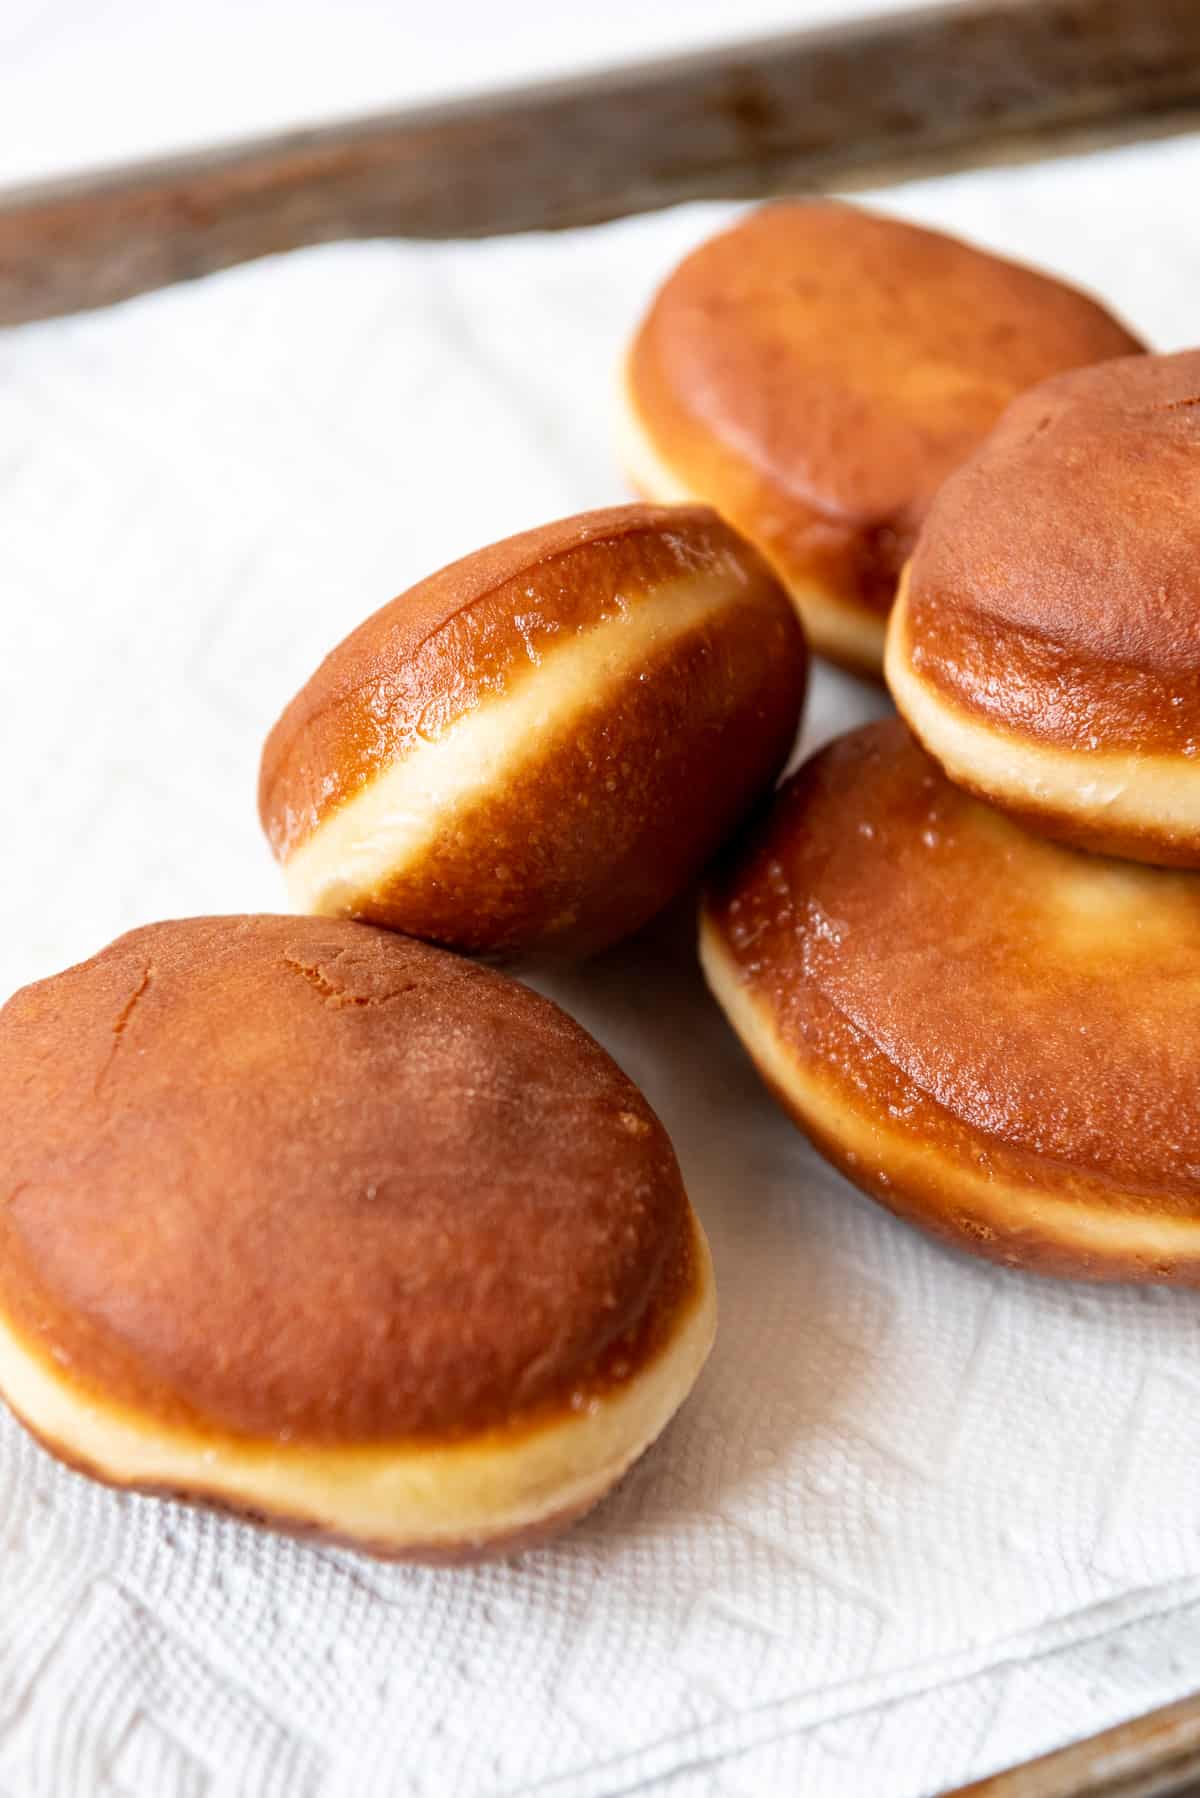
[622,202,1142,675]
[259,504,804,960]
[0,916,715,1559]
[701,720,1200,1284]
[888,349,1200,866]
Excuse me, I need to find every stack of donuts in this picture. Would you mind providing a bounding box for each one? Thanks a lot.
[631,204,1200,1286]
[2,198,1194,1565]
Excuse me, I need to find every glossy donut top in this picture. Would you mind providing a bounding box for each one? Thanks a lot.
[0,916,693,1444]
[705,720,1200,1201]
[259,502,792,863]
[627,202,1143,616]
[904,349,1200,751]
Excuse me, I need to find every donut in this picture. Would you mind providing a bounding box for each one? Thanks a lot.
[0,916,715,1559]
[259,504,805,960]
[888,349,1200,866]
[700,719,1200,1284]
[621,201,1142,676]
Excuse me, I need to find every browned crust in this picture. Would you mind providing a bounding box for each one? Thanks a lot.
[905,349,1200,754]
[739,1006,1200,1288]
[2,1215,703,1563]
[627,201,1143,632]
[703,720,1200,1281]
[346,575,805,958]
[0,915,695,1444]
[258,502,794,857]
[259,503,805,959]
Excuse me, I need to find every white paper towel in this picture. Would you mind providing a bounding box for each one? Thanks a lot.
[2,134,1200,1798]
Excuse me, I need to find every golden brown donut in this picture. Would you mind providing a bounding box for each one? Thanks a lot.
[622,201,1143,675]
[888,349,1200,866]
[0,916,715,1559]
[701,720,1200,1284]
[259,504,805,960]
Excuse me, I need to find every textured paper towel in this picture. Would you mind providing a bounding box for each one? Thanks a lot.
[2,135,1200,1798]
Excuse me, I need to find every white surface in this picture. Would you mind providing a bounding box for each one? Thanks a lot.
[2,136,1200,1798]
[0,0,919,187]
